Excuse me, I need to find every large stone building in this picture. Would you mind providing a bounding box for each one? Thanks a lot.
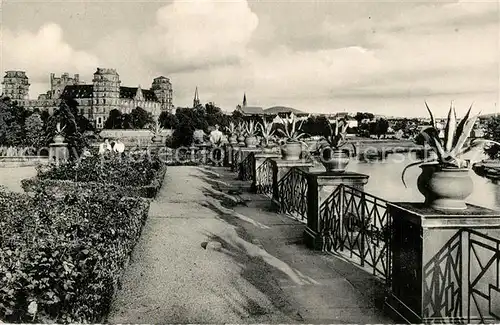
[1,68,174,129]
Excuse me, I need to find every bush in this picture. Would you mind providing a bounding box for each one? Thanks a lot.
[35,152,164,188]
[0,185,149,323]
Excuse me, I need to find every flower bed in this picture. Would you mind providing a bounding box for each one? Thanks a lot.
[0,184,150,323]
[22,152,167,198]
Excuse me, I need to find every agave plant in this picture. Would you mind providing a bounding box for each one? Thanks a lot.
[237,121,246,136]
[323,118,356,153]
[401,102,500,187]
[277,113,307,142]
[55,122,66,135]
[258,120,275,146]
[244,120,258,137]
[227,121,237,135]
[150,119,164,136]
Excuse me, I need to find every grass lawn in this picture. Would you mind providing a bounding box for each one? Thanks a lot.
[0,166,37,192]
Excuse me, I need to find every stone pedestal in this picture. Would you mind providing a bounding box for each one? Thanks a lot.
[251,152,281,193]
[270,159,314,207]
[48,142,69,165]
[303,172,370,250]
[385,202,500,324]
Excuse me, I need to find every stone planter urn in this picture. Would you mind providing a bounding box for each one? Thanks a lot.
[229,134,238,145]
[237,135,246,145]
[281,141,302,161]
[245,135,258,148]
[53,134,65,144]
[151,135,163,143]
[417,163,473,210]
[321,148,350,172]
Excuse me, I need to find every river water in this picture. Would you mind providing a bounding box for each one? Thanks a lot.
[344,151,500,210]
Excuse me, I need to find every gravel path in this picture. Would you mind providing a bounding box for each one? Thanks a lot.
[108,166,394,323]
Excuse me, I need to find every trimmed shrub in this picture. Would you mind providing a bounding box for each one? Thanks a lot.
[0,185,149,323]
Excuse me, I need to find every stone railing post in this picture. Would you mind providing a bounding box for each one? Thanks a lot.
[385,203,500,324]
[251,152,281,192]
[303,171,369,251]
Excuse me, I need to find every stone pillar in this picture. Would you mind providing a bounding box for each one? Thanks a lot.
[303,172,369,250]
[251,152,281,192]
[270,159,314,207]
[231,146,241,172]
[49,142,69,165]
[237,147,262,179]
[385,203,500,324]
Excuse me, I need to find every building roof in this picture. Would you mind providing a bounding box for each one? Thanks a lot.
[264,106,306,115]
[61,85,94,99]
[238,106,265,115]
[120,87,158,101]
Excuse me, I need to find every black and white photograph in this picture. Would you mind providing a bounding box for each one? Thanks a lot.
[0,0,499,323]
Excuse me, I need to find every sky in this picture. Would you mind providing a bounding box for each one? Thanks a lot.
[1,0,499,117]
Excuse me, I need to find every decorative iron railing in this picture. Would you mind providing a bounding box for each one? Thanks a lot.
[239,152,254,181]
[319,184,392,282]
[276,167,308,221]
[255,158,273,197]
[422,228,500,323]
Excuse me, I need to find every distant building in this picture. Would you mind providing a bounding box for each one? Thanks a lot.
[1,68,175,129]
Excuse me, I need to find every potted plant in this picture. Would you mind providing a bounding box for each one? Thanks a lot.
[259,120,276,153]
[237,122,246,145]
[401,102,500,210]
[277,113,307,160]
[53,122,66,144]
[243,120,258,148]
[150,119,164,143]
[320,118,357,172]
[227,122,238,144]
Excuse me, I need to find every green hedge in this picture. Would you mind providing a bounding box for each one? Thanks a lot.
[0,184,150,323]
[22,165,167,199]
[24,152,168,198]
[35,152,164,187]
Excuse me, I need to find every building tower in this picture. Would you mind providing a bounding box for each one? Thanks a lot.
[50,72,80,99]
[193,87,200,108]
[1,71,30,103]
[151,76,174,113]
[92,68,121,129]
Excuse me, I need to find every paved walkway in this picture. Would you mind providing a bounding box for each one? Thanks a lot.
[108,166,394,323]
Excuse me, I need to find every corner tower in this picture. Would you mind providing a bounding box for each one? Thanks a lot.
[92,68,120,129]
[151,76,173,113]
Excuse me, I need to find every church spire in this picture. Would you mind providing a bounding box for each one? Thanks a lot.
[243,93,247,107]
[193,86,200,108]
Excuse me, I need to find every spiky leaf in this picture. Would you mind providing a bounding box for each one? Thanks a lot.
[425,101,435,127]
[401,159,438,188]
[450,112,480,156]
[452,103,473,148]
[444,104,456,152]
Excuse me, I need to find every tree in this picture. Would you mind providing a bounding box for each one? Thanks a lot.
[130,107,154,129]
[159,111,178,129]
[24,113,44,147]
[370,118,389,139]
[484,116,500,158]
[301,116,330,137]
[104,109,123,129]
[0,99,24,146]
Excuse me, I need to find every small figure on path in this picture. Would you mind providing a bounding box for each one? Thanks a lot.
[209,125,224,166]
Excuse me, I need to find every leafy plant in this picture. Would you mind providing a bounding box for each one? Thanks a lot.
[258,120,275,146]
[322,118,356,153]
[237,121,246,137]
[277,113,307,142]
[150,118,164,137]
[244,120,257,137]
[401,102,500,187]
[226,121,236,135]
[55,122,66,136]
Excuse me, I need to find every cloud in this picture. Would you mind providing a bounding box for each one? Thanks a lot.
[1,23,100,94]
[138,0,258,72]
